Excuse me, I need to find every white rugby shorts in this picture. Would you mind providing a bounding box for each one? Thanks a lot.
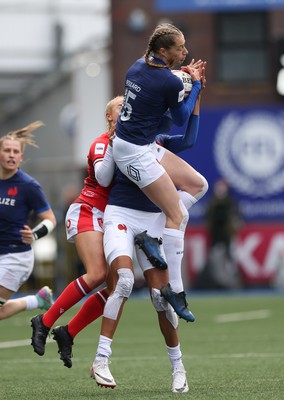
[0,250,34,292]
[103,205,166,272]
[154,143,166,162]
[112,136,166,188]
[65,202,104,242]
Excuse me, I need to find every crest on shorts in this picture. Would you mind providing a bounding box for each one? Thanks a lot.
[127,165,141,182]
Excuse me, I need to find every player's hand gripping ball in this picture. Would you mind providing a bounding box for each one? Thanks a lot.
[172,70,192,98]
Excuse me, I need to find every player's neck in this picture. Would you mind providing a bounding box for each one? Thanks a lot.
[0,167,18,180]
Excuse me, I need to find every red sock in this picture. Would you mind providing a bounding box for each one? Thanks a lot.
[67,288,109,338]
[43,276,92,328]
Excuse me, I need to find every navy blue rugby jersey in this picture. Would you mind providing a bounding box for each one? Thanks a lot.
[108,115,200,212]
[0,169,50,254]
[116,57,185,145]
[108,166,160,213]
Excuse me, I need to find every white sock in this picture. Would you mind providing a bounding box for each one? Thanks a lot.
[25,295,39,310]
[163,228,184,293]
[96,335,113,359]
[178,190,197,210]
[167,344,183,371]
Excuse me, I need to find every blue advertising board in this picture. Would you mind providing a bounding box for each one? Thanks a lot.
[155,0,284,12]
[180,106,284,223]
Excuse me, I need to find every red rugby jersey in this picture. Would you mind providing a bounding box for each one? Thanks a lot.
[75,132,111,212]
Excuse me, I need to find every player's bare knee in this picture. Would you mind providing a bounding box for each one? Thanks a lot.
[194,173,209,201]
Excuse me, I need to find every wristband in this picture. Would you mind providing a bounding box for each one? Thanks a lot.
[32,219,55,240]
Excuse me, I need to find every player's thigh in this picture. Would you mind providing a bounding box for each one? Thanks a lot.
[142,173,182,221]
[135,212,166,273]
[103,207,136,266]
[160,150,202,189]
[103,205,161,266]
[74,231,105,272]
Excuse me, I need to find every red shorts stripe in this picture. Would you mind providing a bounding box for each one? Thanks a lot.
[77,204,94,233]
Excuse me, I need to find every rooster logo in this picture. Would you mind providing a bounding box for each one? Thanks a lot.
[118,223,127,232]
[7,186,18,197]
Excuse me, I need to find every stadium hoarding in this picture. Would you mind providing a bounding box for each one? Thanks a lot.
[178,105,284,288]
[178,106,284,224]
[184,223,284,288]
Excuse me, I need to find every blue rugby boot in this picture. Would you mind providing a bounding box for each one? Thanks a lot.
[160,283,195,322]
[134,230,168,270]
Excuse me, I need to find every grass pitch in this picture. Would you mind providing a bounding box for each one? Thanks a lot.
[1,292,283,400]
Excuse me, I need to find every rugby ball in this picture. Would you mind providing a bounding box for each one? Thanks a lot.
[172,69,192,98]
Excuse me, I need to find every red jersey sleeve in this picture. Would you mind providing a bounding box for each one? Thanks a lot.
[76,132,111,212]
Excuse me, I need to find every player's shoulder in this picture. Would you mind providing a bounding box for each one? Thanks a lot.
[166,69,184,89]
[90,132,109,147]
[16,169,37,185]
[154,67,183,95]
[89,132,109,157]
[130,57,145,70]
[13,169,42,193]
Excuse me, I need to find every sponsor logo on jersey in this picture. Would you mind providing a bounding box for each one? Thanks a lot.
[82,189,95,197]
[214,111,284,197]
[178,89,184,102]
[95,143,105,155]
[0,198,16,206]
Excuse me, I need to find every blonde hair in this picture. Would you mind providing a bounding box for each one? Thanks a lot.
[105,96,124,131]
[144,23,183,68]
[0,121,44,152]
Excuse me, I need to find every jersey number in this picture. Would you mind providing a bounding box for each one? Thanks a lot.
[120,89,136,121]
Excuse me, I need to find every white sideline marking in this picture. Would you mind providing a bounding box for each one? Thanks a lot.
[2,353,284,365]
[215,309,271,323]
[0,337,53,349]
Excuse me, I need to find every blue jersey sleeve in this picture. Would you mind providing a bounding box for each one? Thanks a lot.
[156,114,200,153]
[170,81,201,126]
[27,179,51,215]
